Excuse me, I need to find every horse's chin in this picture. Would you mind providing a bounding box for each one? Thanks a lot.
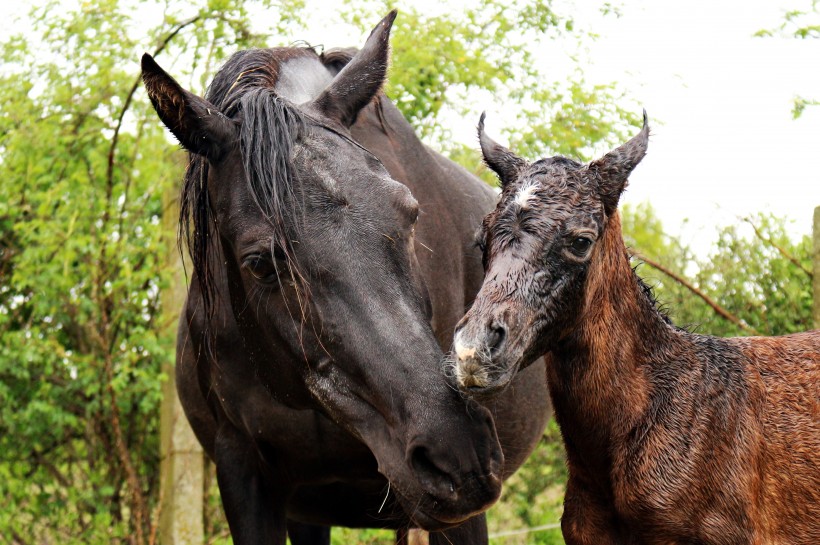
[406,509,468,532]
[395,497,487,532]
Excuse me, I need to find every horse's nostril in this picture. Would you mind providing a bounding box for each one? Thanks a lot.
[487,324,506,353]
[409,445,456,498]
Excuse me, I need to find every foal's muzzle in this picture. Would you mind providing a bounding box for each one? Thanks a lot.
[452,317,513,393]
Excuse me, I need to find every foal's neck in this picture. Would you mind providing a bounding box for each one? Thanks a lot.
[579,212,670,348]
[550,213,672,452]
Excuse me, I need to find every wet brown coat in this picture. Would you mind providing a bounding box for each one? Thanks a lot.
[553,214,820,544]
[455,116,820,544]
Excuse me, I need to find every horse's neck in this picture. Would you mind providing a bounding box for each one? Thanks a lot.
[550,213,671,474]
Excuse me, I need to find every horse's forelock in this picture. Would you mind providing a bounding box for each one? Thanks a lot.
[206,47,320,114]
[238,88,305,240]
[179,47,316,323]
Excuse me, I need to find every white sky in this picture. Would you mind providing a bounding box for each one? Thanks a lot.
[2,0,818,252]
[453,0,820,251]
[574,0,820,250]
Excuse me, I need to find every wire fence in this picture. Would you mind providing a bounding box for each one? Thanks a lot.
[489,522,562,539]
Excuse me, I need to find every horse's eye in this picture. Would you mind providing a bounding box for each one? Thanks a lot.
[272,244,287,262]
[569,236,593,256]
[243,255,280,284]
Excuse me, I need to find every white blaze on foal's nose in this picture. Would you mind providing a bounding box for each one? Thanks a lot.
[455,340,477,362]
[453,336,490,388]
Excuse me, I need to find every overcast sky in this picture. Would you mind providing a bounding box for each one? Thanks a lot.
[3,0,818,253]
[559,0,820,250]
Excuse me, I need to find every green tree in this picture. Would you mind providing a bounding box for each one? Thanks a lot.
[0,1,305,542]
[623,204,813,337]
[341,0,640,183]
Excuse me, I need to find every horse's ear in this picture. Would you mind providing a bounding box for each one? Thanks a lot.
[478,112,528,188]
[141,53,236,160]
[589,110,649,214]
[311,10,397,127]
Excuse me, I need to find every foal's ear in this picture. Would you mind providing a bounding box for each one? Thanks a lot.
[478,112,528,188]
[312,10,397,127]
[589,110,649,214]
[141,53,237,160]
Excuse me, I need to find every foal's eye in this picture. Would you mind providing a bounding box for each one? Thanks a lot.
[243,255,280,284]
[475,235,488,269]
[569,236,593,256]
[474,227,488,253]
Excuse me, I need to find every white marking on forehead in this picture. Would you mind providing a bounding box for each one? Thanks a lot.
[274,56,334,104]
[514,180,540,209]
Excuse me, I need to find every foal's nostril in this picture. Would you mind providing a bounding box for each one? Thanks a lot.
[409,445,456,498]
[487,324,506,353]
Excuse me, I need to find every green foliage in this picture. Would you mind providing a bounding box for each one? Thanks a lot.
[487,420,566,545]
[790,95,820,119]
[0,0,309,542]
[331,527,394,545]
[0,4,169,542]
[755,0,820,117]
[623,204,813,337]
[341,0,638,160]
[508,82,642,162]
[755,0,820,39]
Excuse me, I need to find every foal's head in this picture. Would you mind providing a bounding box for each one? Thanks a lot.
[451,113,649,393]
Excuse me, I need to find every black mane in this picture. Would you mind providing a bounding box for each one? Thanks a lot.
[632,265,674,326]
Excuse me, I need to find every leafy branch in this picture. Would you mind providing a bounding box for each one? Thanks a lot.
[743,216,813,278]
[631,250,761,335]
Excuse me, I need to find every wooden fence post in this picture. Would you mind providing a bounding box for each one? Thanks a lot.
[159,182,205,544]
[814,206,820,329]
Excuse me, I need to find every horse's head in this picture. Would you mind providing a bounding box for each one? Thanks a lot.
[143,12,503,528]
[451,113,649,394]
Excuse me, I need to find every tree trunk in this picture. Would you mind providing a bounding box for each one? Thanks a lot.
[159,179,204,544]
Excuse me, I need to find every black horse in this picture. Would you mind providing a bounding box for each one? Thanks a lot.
[143,11,550,545]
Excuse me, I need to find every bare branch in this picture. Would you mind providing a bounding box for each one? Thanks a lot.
[631,251,761,336]
[104,350,148,545]
[742,216,813,278]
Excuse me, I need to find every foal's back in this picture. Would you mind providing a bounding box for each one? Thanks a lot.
[735,331,820,543]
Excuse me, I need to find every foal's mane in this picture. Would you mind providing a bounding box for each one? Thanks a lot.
[180,46,352,316]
